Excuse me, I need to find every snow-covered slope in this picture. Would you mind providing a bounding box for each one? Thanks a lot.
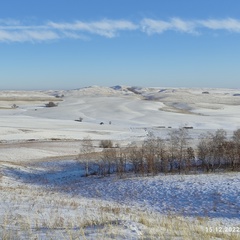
[0,85,240,161]
[1,86,240,239]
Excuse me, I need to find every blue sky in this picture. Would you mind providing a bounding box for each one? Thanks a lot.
[1,0,240,90]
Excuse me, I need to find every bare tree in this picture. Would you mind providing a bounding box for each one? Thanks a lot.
[211,129,227,171]
[99,147,117,176]
[233,129,240,170]
[197,129,227,172]
[143,132,157,175]
[197,132,212,172]
[185,147,195,173]
[155,137,168,173]
[116,146,128,178]
[168,127,190,173]
[79,136,94,176]
[223,141,237,170]
[233,129,240,145]
[127,143,145,176]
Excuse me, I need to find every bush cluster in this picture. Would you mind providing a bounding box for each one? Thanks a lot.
[79,128,240,176]
[80,128,240,177]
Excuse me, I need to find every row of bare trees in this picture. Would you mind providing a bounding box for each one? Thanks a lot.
[198,129,240,172]
[78,128,240,177]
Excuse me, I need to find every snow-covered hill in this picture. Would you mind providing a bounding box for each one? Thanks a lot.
[1,86,240,239]
[1,86,240,143]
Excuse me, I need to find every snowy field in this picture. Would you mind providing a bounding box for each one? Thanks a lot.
[0,86,240,239]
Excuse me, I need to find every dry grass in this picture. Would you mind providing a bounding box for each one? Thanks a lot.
[136,213,240,240]
[1,160,239,239]
[1,182,239,240]
[1,209,239,240]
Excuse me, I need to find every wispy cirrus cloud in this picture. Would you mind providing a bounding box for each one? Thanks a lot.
[1,17,240,43]
[141,18,197,35]
[48,19,138,38]
[0,19,138,42]
[0,29,59,42]
[198,18,240,32]
[141,17,240,35]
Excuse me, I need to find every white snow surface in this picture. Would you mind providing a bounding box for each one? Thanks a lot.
[6,158,238,220]
[1,86,240,161]
[1,86,240,238]
[1,87,240,137]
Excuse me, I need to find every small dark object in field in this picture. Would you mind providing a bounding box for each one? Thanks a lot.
[45,102,58,107]
[75,117,83,122]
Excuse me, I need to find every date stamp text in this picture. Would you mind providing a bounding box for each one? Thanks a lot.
[206,226,240,233]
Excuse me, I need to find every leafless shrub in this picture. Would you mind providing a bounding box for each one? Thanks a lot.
[45,101,58,107]
[99,139,113,148]
[75,117,83,122]
[11,104,18,109]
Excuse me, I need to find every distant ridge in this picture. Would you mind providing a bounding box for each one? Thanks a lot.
[111,85,122,90]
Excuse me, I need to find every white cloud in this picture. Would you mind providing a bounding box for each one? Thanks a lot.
[1,17,240,43]
[198,18,240,32]
[141,17,240,35]
[0,29,59,42]
[48,19,138,38]
[0,19,138,42]
[141,18,171,34]
[61,31,89,40]
[171,18,197,34]
[23,30,59,41]
[141,18,197,35]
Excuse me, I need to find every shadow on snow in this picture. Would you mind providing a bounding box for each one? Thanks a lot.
[3,160,240,220]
